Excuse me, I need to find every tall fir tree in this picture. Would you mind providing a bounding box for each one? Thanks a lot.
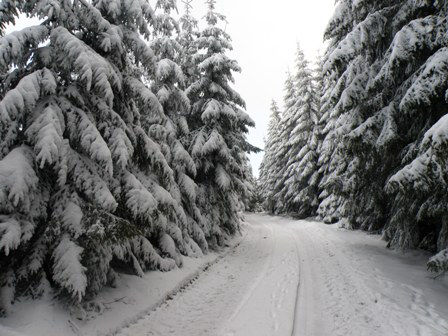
[280,46,319,217]
[320,0,448,272]
[259,100,282,213]
[0,0,220,314]
[269,46,319,216]
[178,0,200,87]
[270,72,297,213]
[150,0,208,259]
[187,0,256,245]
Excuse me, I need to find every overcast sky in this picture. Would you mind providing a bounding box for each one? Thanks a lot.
[190,0,336,177]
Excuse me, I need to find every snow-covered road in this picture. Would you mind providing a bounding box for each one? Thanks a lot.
[115,214,448,336]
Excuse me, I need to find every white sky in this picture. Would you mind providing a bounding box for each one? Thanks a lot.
[8,0,336,177]
[190,0,336,177]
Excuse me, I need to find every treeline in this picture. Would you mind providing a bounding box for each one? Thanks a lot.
[259,0,448,274]
[0,0,256,314]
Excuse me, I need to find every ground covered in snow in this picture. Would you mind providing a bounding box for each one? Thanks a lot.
[2,213,448,336]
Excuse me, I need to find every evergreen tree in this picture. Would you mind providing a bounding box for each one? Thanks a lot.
[270,46,319,216]
[320,0,448,272]
[187,0,256,245]
[240,154,257,212]
[178,0,200,87]
[282,46,319,217]
[151,0,208,260]
[259,100,282,213]
[378,2,448,266]
[270,73,297,213]
[0,0,208,313]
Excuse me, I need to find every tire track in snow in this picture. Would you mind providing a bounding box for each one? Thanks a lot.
[107,228,249,336]
[224,223,277,324]
[289,226,302,336]
[289,220,448,336]
[114,220,276,336]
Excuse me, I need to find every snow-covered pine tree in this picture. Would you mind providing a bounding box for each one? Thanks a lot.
[150,0,208,261]
[270,73,297,213]
[318,0,398,229]
[316,47,345,224]
[187,0,256,245]
[321,0,448,272]
[270,46,319,216]
[377,2,448,269]
[0,0,207,313]
[178,0,200,87]
[259,100,282,213]
[240,153,257,212]
[280,46,319,217]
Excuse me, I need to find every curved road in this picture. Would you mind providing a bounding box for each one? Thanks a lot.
[115,214,448,336]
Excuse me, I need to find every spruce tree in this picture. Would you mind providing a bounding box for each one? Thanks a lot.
[271,73,297,213]
[178,0,200,87]
[187,0,256,244]
[320,0,448,272]
[281,46,319,217]
[270,46,319,216]
[259,100,282,213]
[0,0,207,313]
[378,2,448,265]
[151,0,208,260]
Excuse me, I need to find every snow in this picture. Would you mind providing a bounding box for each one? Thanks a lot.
[0,216,22,256]
[52,235,87,302]
[2,214,448,335]
[428,249,448,273]
[0,25,48,69]
[0,146,38,211]
[0,70,43,123]
[0,252,220,336]
[110,214,448,336]
[123,172,158,221]
[215,164,231,190]
[51,27,121,106]
[26,104,64,168]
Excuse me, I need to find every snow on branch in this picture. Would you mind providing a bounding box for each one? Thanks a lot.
[0,25,49,70]
[66,105,113,176]
[202,129,225,155]
[0,68,56,124]
[400,47,448,112]
[68,150,117,212]
[125,77,163,116]
[52,235,87,302]
[428,249,448,275]
[123,171,158,223]
[215,164,231,190]
[375,15,447,86]
[26,103,65,169]
[324,10,390,73]
[0,146,38,212]
[51,27,121,107]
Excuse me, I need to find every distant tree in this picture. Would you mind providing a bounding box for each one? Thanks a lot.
[259,100,282,213]
[271,45,319,216]
[270,73,297,213]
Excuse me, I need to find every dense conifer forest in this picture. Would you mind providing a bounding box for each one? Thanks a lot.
[1,1,448,329]
[259,0,448,275]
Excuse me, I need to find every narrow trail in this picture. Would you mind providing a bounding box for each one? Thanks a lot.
[114,214,448,336]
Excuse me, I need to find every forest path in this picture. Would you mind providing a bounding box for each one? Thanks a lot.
[115,214,448,336]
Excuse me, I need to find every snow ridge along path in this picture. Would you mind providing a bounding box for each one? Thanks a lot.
[115,213,448,336]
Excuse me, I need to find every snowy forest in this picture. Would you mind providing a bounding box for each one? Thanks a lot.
[259,0,448,274]
[0,0,258,315]
[1,0,448,335]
